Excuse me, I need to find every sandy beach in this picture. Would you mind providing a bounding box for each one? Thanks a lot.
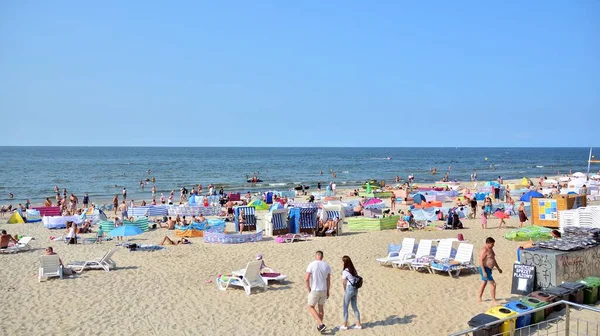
[2,180,598,336]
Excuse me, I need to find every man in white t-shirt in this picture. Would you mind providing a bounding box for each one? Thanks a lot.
[305,250,331,332]
[331,182,337,194]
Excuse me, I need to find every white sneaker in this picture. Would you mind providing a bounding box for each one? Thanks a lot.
[353,325,363,329]
[339,326,348,330]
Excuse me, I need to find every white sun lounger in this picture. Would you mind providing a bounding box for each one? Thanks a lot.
[233,266,287,284]
[376,238,415,266]
[392,239,433,269]
[68,248,117,273]
[410,239,453,272]
[0,237,33,254]
[430,243,477,277]
[39,255,63,282]
[217,261,267,295]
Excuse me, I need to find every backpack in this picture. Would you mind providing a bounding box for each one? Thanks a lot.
[350,275,363,289]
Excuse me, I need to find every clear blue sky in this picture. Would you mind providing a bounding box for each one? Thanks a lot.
[0,1,598,147]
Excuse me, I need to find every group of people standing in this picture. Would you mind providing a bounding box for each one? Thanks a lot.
[305,251,362,332]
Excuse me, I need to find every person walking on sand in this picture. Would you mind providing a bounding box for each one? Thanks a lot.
[340,255,362,330]
[481,207,488,229]
[305,250,331,333]
[113,195,119,215]
[518,202,528,228]
[478,237,503,305]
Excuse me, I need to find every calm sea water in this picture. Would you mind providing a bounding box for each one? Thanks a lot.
[0,147,595,205]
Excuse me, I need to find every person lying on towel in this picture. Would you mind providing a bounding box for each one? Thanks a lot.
[160,236,190,245]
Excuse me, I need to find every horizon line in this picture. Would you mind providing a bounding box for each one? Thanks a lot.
[0,145,597,149]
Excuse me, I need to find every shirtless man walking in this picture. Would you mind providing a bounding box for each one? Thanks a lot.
[478,237,503,304]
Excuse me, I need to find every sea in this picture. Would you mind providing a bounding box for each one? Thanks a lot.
[0,147,596,205]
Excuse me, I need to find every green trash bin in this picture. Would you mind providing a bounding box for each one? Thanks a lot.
[579,277,600,305]
[519,297,547,324]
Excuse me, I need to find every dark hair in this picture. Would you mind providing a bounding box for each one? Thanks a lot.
[485,237,495,244]
[316,250,324,258]
[342,255,357,277]
[1,230,6,234]
[551,230,561,238]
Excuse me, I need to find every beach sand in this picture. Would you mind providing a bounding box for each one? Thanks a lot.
[1,183,598,335]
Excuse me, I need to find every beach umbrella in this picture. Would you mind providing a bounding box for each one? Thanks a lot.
[572,172,586,178]
[591,174,600,180]
[109,225,143,237]
[364,202,386,209]
[412,193,426,204]
[362,198,382,207]
[543,179,558,185]
[520,191,544,202]
[559,177,571,182]
[569,179,587,188]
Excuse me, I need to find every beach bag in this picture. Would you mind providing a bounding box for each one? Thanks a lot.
[351,275,363,289]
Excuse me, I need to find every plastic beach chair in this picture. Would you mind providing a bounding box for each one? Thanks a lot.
[38,255,63,282]
[410,239,453,272]
[68,248,117,273]
[376,238,415,266]
[0,237,33,254]
[217,261,267,295]
[430,243,477,277]
[393,239,433,269]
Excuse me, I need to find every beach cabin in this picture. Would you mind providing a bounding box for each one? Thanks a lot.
[289,207,318,234]
[265,208,289,236]
[234,206,257,232]
[532,194,587,228]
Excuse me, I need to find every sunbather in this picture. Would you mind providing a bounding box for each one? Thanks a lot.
[318,218,337,235]
[45,246,75,275]
[238,209,246,232]
[256,254,269,272]
[1,230,18,249]
[160,236,190,245]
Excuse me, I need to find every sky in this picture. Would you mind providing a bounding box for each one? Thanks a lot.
[0,1,598,147]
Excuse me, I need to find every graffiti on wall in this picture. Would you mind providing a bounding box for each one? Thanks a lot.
[556,247,600,283]
[521,250,555,288]
[521,246,600,289]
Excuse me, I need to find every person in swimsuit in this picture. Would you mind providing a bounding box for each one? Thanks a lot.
[160,236,190,245]
[45,198,52,207]
[477,237,502,304]
[518,202,528,228]
[119,201,128,220]
[1,230,18,249]
[112,195,119,214]
[238,209,246,232]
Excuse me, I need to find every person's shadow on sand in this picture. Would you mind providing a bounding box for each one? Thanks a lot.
[363,314,416,328]
[325,314,417,334]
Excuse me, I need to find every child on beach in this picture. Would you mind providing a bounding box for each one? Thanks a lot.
[481,206,487,229]
[97,226,104,243]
